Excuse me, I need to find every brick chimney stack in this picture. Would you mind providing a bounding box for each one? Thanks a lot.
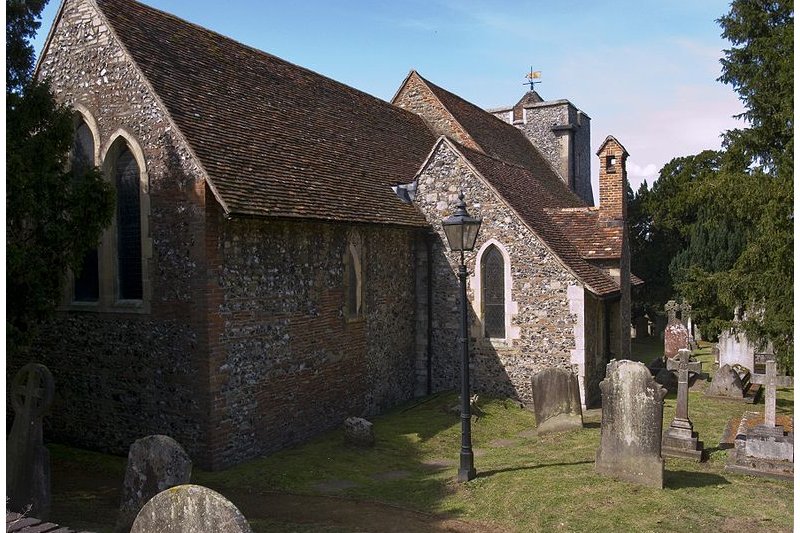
[596,136,629,223]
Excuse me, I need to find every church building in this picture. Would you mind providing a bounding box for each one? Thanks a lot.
[21,0,637,470]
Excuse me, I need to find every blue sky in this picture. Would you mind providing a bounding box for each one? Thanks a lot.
[33,0,745,200]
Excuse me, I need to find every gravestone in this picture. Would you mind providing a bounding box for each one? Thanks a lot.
[6,363,55,519]
[717,329,755,372]
[343,417,375,447]
[115,435,193,533]
[706,364,760,403]
[654,368,678,393]
[725,360,793,479]
[663,301,690,359]
[646,355,665,377]
[530,368,583,434]
[595,360,668,489]
[130,484,252,532]
[662,349,704,460]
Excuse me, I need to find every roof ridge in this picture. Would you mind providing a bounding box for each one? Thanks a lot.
[416,72,531,135]
[452,139,543,173]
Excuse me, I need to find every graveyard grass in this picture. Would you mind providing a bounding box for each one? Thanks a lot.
[48,339,793,532]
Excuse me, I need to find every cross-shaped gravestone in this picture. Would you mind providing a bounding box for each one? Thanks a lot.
[664,300,679,323]
[680,301,692,328]
[666,349,702,423]
[6,363,55,518]
[750,359,793,436]
[662,349,704,460]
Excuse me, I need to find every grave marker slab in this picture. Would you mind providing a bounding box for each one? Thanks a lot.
[343,417,375,447]
[705,364,760,403]
[115,435,193,533]
[6,363,55,519]
[595,360,667,489]
[725,361,793,480]
[530,368,583,434]
[130,484,252,533]
[662,349,703,461]
[663,301,690,359]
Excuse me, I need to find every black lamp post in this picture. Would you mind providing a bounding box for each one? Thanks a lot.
[441,191,482,482]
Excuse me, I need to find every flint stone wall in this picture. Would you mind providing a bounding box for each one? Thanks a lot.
[18,0,210,461]
[414,143,584,403]
[208,214,418,468]
[491,100,593,206]
[24,0,419,471]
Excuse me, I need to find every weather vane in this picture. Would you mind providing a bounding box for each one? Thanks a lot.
[524,67,542,91]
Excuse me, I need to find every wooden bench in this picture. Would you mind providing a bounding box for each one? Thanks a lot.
[6,511,95,533]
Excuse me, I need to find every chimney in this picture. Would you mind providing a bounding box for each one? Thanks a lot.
[596,136,629,222]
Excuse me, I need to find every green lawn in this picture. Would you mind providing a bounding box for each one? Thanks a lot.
[47,340,793,532]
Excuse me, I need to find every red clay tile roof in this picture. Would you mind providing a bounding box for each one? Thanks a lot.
[545,207,623,260]
[95,0,436,227]
[414,74,578,200]
[453,142,621,296]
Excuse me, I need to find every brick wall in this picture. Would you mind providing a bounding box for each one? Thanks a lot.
[597,139,628,222]
[414,142,585,403]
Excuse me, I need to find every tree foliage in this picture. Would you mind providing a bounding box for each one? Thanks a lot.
[7,0,115,352]
[630,0,793,366]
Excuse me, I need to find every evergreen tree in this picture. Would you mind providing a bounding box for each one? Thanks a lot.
[635,1,793,366]
[688,0,793,365]
[7,0,115,353]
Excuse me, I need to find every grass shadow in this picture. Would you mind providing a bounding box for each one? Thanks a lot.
[665,470,730,489]
[476,460,594,479]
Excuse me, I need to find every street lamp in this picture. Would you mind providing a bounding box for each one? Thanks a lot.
[441,191,482,482]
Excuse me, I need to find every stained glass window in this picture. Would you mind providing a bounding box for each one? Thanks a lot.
[345,245,362,318]
[72,121,99,302]
[482,245,505,338]
[115,148,142,300]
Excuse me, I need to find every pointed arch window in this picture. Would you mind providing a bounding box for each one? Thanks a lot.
[114,147,143,300]
[482,245,505,339]
[344,233,364,320]
[72,119,99,302]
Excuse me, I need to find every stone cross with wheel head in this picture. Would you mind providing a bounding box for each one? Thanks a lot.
[750,359,793,436]
[6,363,55,519]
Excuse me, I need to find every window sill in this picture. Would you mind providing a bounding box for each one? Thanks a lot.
[61,299,150,314]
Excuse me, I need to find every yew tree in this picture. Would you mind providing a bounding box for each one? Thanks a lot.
[7,0,115,353]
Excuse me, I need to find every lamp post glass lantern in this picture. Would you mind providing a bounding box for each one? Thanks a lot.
[441,192,481,482]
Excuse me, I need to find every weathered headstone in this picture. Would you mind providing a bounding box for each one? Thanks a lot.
[706,364,760,403]
[6,363,55,519]
[130,484,252,533]
[663,300,690,359]
[530,368,583,434]
[595,360,668,489]
[115,435,193,533]
[646,355,665,376]
[343,417,375,447]
[662,349,704,460]
[654,368,678,393]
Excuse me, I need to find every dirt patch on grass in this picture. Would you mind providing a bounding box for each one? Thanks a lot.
[49,452,504,533]
[228,490,508,533]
